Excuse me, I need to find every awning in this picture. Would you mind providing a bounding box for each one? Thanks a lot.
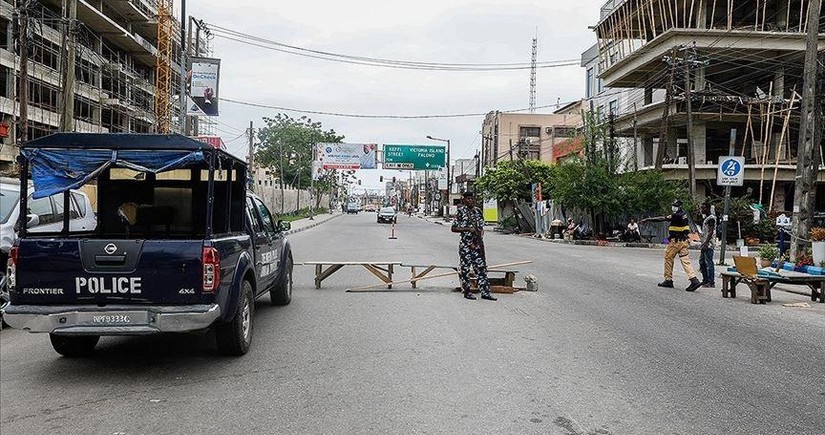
[21,149,205,199]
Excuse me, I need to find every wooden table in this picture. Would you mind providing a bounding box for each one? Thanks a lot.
[720,269,825,304]
[303,261,403,289]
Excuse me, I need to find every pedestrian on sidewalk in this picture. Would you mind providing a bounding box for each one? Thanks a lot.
[451,191,496,301]
[641,199,702,292]
[698,202,717,288]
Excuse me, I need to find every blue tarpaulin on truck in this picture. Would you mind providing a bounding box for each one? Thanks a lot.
[21,149,205,199]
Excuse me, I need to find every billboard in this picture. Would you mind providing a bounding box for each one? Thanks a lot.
[317,143,377,169]
[190,135,225,150]
[187,57,221,116]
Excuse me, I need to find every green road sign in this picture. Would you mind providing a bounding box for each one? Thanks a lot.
[383,144,446,170]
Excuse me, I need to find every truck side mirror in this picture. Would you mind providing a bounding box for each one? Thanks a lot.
[276,220,291,233]
[26,214,40,228]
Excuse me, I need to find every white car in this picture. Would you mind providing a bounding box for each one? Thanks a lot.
[0,177,97,255]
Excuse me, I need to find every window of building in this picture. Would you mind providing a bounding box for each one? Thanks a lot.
[608,100,618,115]
[553,127,578,138]
[0,18,9,49]
[519,126,541,138]
[586,67,594,98]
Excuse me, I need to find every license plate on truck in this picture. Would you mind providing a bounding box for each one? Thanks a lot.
[78,311,149,326]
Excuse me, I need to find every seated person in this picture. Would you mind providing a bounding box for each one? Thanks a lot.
[574,221,590,240]
[563,218,578,238]
[621,218,641,242]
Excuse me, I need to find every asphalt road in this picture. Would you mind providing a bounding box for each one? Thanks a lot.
[2,211,825,435]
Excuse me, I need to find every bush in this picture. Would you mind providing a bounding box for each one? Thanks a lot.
[758,245,778,260]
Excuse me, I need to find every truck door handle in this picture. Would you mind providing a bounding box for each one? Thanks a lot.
[95,255,126,264]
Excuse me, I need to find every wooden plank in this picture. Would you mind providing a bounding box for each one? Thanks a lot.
[411,265,437,289]
[316,264,345,289]
[303,261,403,266]
[362,264,392,283]
[347,260,533,291]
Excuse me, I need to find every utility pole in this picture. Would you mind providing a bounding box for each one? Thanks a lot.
[655,48,677,170]
[685,52,697,197]
[178,0,187,134]
[719,129,737,266]
[247,121,254,192]
[59,0,77,132]
[790,0,823,261]
[16,1,30,145]
[279,139,285,214]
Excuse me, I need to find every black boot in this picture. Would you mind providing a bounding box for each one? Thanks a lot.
[480,294,497,301]
[657,280,674,288]
[685,277,702,292]
[464,292,477,300]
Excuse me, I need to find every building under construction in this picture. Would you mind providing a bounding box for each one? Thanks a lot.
[0,0,213,174]
[591,0,825,212]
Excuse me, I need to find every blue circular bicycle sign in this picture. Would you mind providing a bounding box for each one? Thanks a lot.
[717,156,744,186]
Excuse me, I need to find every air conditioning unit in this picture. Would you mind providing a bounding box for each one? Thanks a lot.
[677,157,687,165]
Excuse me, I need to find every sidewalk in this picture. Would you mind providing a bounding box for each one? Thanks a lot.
[283,212,341,236]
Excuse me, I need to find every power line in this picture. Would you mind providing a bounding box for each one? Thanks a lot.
[220,97,570,119]
[205,23,580,71]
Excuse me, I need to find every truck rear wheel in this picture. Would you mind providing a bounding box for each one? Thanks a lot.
[270,257,293,306]
[216,281,253,356]
[49,334,100,357]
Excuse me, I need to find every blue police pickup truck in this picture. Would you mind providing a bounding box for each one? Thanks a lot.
[4,133,293,357]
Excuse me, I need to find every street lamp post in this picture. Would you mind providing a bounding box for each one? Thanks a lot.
[426,135,450,217]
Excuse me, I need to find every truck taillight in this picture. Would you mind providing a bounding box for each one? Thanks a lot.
[6,246,17,290]
[202,247,220,292]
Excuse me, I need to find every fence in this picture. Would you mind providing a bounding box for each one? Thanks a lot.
[254,186,330,216]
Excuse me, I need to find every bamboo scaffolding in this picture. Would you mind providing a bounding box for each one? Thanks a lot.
[769,89,799,211]
[741,104,753,157]
[711,0,717,28]
[758,83,775,204]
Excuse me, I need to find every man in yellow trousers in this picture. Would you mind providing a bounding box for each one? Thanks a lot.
[642,200,703,292]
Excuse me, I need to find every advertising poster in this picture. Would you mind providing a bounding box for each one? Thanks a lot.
[317,143,377,169]
[187,57,221,116]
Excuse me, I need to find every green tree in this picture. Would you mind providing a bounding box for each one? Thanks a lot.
[475,160,554,203]
[618,170,689,218]
[549,158,620,229]
[255,114,344,190]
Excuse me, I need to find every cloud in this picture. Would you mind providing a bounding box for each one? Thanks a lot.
[185,0,606,187]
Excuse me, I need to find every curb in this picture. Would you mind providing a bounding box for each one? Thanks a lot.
[284,214,342,236]
[519,234,741,252]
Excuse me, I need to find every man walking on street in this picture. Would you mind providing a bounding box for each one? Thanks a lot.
[698,202,717,288]
[642,199,703,292]
[452,191,496,301]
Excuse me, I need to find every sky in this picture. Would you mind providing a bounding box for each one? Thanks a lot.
[181,0,607,191]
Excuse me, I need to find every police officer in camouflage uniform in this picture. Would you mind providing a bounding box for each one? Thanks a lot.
[451,191,496,301]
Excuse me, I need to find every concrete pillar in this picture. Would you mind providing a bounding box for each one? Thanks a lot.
[644,135,654,167]
[694,64,706,91]
[667,127,678,161]
[644,87,653,105]
[773,67,785,100]
[692,122,707,165]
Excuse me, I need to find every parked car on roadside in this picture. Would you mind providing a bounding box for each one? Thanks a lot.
[377,206,397,224]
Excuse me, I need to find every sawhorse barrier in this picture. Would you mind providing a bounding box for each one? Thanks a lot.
[302,261,403,289]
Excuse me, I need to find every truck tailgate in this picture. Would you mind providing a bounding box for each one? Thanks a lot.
[12,239,207,305]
